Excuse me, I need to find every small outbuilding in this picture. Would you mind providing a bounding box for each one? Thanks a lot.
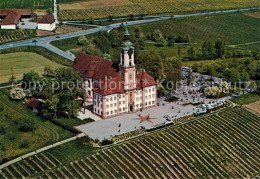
[28,97,40,113]
[37,14,55,31]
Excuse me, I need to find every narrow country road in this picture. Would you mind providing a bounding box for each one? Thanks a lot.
[0,7,259,61]
[53,0,59,24]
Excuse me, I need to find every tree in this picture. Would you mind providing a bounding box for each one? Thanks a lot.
[202,40,214,59]
[136,51,164,80]
[78,35,89,46]
[22,71,40,87]
[206,65,216,77]
[167,32,175,47]
[215,39,225,58]
[42,95,59,119]
[187,46,196,60]
[108,15,113,22]
[164,57,182,90]
[9,67,16,83]
[10,88,26,100]
[129,14,134,20]
[153,29,166,47]
[94,35,111,53]
[85,44,102,57]
[46,8,53,16]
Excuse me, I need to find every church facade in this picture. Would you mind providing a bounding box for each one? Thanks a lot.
[73,28,157,118]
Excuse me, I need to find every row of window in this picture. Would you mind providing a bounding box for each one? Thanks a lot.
[145,94,155,100]
[145,88,155,93]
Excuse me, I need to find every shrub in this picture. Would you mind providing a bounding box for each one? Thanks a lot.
[101,139,114,146]
[9,88,26,100]
[18,120,36,132]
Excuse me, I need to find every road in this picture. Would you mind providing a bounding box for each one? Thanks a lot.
[53,0,59,24]
[0,7,259,61]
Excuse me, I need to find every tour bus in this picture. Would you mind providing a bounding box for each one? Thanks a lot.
[182,66,193,73]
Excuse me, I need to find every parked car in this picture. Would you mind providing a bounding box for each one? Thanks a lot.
[32,40,37,43]
[56,36,60,38]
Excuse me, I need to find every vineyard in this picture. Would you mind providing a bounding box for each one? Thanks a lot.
[137,13,260,45]
[58,0,260,20]
[0,30,36,44]
[1,106,259,178]
[0,0,52,9]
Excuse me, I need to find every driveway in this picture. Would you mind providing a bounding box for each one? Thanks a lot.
[18,19,37,29]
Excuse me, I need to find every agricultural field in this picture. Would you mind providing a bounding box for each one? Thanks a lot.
[137,13,260,46]
[0,0,52,9]
[0,90,74,164]
[0,52,64,83]
[0,30,36,44]
[58,0,260,20]
[1,106,259,178]
[245,101,260,115]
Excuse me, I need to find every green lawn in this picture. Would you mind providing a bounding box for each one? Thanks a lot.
[0,52,64,83]
[50,37,79,51]
[0,90,74,164]
[231,92,260,105]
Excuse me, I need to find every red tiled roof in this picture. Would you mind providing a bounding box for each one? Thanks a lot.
[38,14,55,24]
[136,71,157,89]
[28,98,40,108]
[93,76,124,96]
[1,11,20,25]
[73,53,118,80]
[0,9,32,16]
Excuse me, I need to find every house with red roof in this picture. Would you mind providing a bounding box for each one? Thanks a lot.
[28,97,41,113]
[0,8,36,29]
[37,14,55,31]
[73,27,157,118]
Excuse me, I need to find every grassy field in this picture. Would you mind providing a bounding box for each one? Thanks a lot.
[0,0,52,9]
[231,92,260,105]
[58,0,260,20]
[0,52,64,83]
[0,90,74,164]
[1,106,259,178]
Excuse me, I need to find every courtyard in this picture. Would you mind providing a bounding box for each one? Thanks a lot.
[76,78,229,140]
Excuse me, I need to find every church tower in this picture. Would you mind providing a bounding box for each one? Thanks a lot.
[119,26,136,91]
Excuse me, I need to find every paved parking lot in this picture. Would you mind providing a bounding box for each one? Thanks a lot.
[76,83,228,140]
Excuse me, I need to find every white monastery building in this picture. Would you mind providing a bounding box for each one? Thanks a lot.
[73,28,157,118]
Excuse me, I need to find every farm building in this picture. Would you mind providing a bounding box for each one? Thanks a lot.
[0,9,36,29]
[37,14,55,31]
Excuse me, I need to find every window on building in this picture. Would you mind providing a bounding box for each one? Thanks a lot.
[106,98,109,102]
[107,112,109,115]
[114,103,116,107]
[152,101,155,104]
[149,89,151,92]
[152,88,155,92]
[107,105,109,108]
[114,110,117,114]
[111,111,113,114]
[110,104,113,107]
[114,96,116,100]
[119,108,121,112]
[145,102,147,106]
